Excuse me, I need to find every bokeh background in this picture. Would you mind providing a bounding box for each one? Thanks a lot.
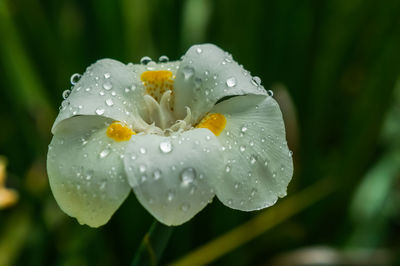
[1,0,400,265]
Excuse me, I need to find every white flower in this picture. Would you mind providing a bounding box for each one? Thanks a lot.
[47,44,293,227]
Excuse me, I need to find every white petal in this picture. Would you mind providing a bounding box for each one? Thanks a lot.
[53,59,180,133]
[173,44,267,123]
[123,129,223,226]
[47,116,130,227]
[209,95,293,210]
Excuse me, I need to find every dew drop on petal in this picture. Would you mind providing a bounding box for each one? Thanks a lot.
[181,203,190,212]
[251,76,261,87]
[103,82,112,90]
[139,165,146,173]
[225,165,231,173]
[62,90,71,99]
[104,73,111,79]
[196,47,202,54]
[140,56,152,65]
[241,126,248,133]
[159,141,172,153]
[226,77,237,87]
[182,66,194,80]
[70,73,81,85]
[153,169,162,180]
[250,155,257,165]
[180,168,196,187]
[267,90,274,97]
[105,98,114,106]
[99,148,110,158]
[139,148,146,154]
[159,55,169,63]
[95,108,105,115]
[240,145,246,152]
[167,190,174,201]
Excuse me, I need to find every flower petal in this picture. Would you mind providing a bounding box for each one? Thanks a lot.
[209,95,293,210]
[47,116,130,227]
[173,44,267,123]
[123,129,223,226]
[53,59,180,133]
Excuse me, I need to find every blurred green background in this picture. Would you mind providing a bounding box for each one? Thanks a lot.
[1,0,400,265]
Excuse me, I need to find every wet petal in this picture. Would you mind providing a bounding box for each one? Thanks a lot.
[53,59,180,133]
[47,116,130,227]
[123,129,223,226]
[173,44,267,123]
[209,95,293,210]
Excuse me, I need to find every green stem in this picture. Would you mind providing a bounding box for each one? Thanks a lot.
[131,220,173,266]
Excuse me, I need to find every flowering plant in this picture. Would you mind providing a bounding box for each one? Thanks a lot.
[47,44,293,227]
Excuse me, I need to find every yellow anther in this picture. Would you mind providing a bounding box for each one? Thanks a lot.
[196,113,227,136]
[141,70,175,104]
[106,121,135,142]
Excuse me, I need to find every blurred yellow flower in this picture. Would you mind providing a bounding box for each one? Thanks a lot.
[0,157,18,209]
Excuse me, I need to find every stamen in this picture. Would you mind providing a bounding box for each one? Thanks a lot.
[106,121,135,142]
[196,113,227,136]
[141,70,175,109]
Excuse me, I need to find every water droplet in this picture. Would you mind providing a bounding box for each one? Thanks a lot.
[234,182,239,189]
[140,148,146,154]
[251,188,257,197]
[159,55,169,63]
[105,98,114,106]
[181,203,190,212]
[70,73,81,85]
[226,77,237,87]
[62,90,71,99]
[103,82,112,90]
[182,66,194,80]
[227,199,233,205]
[250,155,257,165]
[241,126,248,133]
[99,148,110,158]
[205,135,211,141]
[240,145,246,152]
[95,108,105,115]
[153,169,162,180]
[104,73,111,79]
[180,168,196,187]
[225,165,231,173]
[140,56,152,65]
[267,90,274,97]
[193,77,202,90]
[86,172,93,180]
[159,141,172,153]
[251,76,261,86]
[139,165,146,173]
[289,150,293,157]
[167,190,175,201]
[196,47,202,54]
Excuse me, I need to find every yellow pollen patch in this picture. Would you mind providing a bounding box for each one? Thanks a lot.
[106,121,135,142]
[141,70,175,108]
[196,113,227,136]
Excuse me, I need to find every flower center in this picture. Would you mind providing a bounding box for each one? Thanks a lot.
[195,113,227,136]
[106,121,135,141]
[106,70,227,138]
[141,70,175,110]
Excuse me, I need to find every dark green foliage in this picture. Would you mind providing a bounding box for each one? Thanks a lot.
[0,0,399,265]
